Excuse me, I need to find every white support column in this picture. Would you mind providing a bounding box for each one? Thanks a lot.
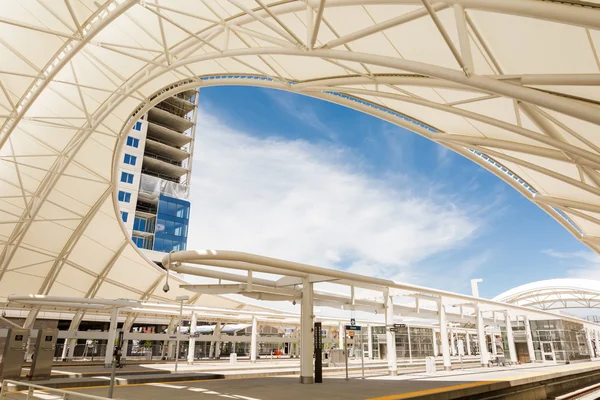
[490,333,498,356]
[367,324,373,359]
[438,301,451,371]
[187,313,197,364]
[104,308,120,368]
[595,330,600,358]
[338,322,344,349]
[300,278,314,384]
[504,311,517,363]
[586,328,595,359]
[250,315,258,363]
[524,316,536,362]
[449,325,457,356]
[385,290,397,376]
[432,329,439,357]
[215,322,223,359]
[162,317,175,360]
[62,312,84,361]
[407,324,412,363]
[476,304,489,366]
[466,332,472,355]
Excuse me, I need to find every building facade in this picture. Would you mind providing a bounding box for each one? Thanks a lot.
[117,90,199,260]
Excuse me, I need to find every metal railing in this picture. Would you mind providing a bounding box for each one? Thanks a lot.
[0,380,110,400]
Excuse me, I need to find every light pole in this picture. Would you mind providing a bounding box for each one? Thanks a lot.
[174,295,189,373]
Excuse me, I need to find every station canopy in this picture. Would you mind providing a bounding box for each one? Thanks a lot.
[0,0,600,308]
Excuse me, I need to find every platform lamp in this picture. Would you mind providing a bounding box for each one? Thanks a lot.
[174,295,190,373]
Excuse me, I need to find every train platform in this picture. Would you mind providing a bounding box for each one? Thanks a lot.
[4,361,600,400]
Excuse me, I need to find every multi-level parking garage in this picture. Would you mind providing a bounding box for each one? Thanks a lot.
[1,0,600,399]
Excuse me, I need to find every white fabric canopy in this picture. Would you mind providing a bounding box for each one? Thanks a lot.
[0,0,599,308]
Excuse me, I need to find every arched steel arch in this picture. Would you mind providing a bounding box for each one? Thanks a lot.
[0,0,599,305]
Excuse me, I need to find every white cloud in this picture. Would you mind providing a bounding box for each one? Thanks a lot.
[188,107,482,282]
[543,249,600,280]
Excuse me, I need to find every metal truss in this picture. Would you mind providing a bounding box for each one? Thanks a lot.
[0,0,599,309]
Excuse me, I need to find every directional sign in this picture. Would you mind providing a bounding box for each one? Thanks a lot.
[394,323,406,329]
[351,318,356,326]
[346,325,361,331]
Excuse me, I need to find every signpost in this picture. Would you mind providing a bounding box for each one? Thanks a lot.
[344,325,362,380]
[314,322,323,383]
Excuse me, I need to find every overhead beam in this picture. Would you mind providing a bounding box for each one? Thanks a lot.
[421,0,468,75]
[320,4,447,49]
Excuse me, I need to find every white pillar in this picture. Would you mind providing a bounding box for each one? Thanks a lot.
[438,301,451,371]
[385,290,397,376]
[104,308,120,367]
[338,322,344,349]
[449,326,456,356]
[367,324,373,359]
[300,278,314,384]
[187,313,197,364]
[504,311,517,363]
[432,329,439,357]
[595,330,600,358]
[586,328,595,359]
[490,333,497,356]
[476,304,489,366]
[523,316,536,362]
[250,316,258,363]
[215,322,223,359]
[466,332,471,355]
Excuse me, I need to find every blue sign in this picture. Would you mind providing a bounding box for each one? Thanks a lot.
[345,325,361,331]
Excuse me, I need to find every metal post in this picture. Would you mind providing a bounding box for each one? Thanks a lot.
[438,301,451,371]
[361,326,365,378]
[433,328,439,357]
[344,330,348,380]
[108,329,123,399]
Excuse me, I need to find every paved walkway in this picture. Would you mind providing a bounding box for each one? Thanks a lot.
[11,361,599,400]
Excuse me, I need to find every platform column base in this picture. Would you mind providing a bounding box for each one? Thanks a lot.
[300,376,314,384]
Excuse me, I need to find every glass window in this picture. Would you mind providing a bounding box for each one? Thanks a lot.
[121,211,128,223]
[126,136,140,148]
[118,190,131,203]
[120,172,134,184]
[123,154,137,166]
[134,121,142,131]
[133,217,147,232]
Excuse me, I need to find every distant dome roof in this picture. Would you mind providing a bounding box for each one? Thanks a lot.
[494,279,600,310]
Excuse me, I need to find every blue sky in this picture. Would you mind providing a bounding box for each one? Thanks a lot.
[187,86,598,300]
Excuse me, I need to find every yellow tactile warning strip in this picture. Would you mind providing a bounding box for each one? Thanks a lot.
[367,364,600,400]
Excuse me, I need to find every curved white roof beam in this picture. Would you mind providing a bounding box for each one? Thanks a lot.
[0,0,599,311]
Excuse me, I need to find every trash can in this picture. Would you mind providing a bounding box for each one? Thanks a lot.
[425,356,436,373]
